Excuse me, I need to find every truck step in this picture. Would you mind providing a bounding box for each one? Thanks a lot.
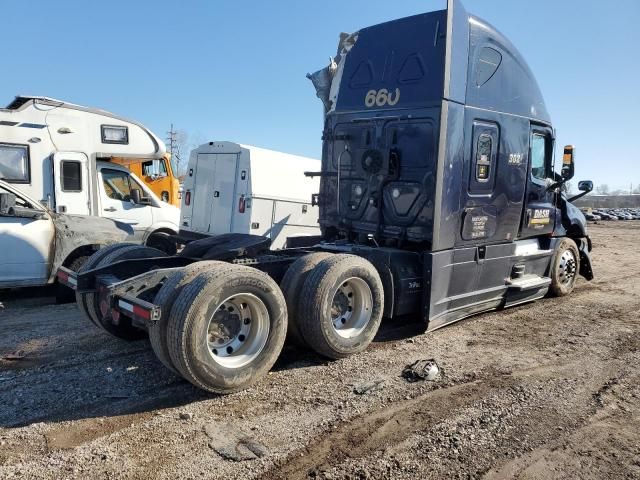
[506,274,551,291]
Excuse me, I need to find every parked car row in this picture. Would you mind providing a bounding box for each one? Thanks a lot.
[584,208,640,221]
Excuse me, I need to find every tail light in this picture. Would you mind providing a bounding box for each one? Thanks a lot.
[185,191,191,206]
[238,196,246,213]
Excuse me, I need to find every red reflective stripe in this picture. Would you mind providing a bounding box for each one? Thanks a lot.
[185,191,191,206]
[133,304,151,319]
[238,196,246,213]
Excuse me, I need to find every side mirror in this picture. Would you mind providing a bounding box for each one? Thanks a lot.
[578,180,593,193]
[130,188,142,204]
[561,145,575,180]
[0,192,17,214]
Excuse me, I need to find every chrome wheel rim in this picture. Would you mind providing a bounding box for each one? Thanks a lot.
[558,249,577,285]
[330,277,373,339]
[206,293,269,369]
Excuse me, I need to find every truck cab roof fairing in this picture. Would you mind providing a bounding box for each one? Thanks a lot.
[465,15,550,123]
[310,0,549,123]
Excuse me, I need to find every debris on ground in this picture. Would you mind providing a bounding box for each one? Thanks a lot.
[205,423,269,461]
[2,350,26,361]
[353,379,385,395]
[179,412,194,421]
[401,359,441,383]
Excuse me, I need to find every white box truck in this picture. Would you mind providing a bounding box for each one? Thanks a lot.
[0,96,179,245]
[180,142,320,248]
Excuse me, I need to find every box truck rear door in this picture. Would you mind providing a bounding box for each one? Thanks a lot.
[209,153,239,235]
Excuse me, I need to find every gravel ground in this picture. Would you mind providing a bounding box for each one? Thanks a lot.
[0,222,638,480]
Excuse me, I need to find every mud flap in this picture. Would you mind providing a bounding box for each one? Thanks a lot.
[578,238,594,281]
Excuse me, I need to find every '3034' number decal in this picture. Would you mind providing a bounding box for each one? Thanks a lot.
[365,88,400,107]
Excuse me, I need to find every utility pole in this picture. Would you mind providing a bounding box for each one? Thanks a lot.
[166,123,179,174]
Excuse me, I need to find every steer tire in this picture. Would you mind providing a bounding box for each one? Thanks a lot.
[75,243,134,327]
[149,261,232,375]
[87,245,167,341]
[548,238,580,297]
[298,254,384,360]
[166,265,287,394]
[280,252,334,346]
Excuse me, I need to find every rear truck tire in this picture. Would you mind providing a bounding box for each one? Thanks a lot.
[298,254,384,360]
[549,238,580,297]
[146,231,178,256]
[87,245,168,341]
[166,264,287,394]
[75,243,134,326]
[280,252,333,346]
[149,261,232,375]
[56,254,90,304]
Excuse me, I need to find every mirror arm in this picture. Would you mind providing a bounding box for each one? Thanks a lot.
[567,190,590,203]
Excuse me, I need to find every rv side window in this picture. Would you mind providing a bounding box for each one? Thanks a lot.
[61,161,82,192]
[530,134,547,181]
[0,143,30,183]
[101,125,129,145]
[101,169,144,202]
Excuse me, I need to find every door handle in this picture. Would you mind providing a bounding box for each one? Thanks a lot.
[104,207,117,212]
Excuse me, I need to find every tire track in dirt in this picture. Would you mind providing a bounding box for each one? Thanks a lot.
[259,377,517,480]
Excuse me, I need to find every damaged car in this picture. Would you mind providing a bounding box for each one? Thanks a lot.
[0,179,133,301]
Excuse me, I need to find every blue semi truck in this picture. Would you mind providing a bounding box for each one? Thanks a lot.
[59,0,594,393]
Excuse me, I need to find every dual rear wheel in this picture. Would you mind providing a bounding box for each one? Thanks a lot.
[76,245,383,393]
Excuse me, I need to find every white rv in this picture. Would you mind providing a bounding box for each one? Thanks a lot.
[0,96,179,244]
[181,142,320,248]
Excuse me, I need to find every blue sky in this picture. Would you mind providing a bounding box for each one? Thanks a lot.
[2,0,639,191]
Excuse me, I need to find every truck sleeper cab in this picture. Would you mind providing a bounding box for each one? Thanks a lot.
[59,0,594,394]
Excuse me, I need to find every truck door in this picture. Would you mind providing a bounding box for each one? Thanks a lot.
[53,152,90,215]
[98,167,152,240]
[520,125,556,238]
[209,153,238,235]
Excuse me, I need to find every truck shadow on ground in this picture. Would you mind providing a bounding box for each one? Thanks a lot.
[1,314,426,429]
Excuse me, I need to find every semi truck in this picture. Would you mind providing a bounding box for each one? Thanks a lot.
[58,0,594,394]
[180,142,320,249]
[0,96,180,246]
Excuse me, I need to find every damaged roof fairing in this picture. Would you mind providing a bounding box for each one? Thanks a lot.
[308,0,550,124]
[307,32,358,115]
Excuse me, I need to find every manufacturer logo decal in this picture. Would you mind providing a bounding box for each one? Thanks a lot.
[529,208,551,226]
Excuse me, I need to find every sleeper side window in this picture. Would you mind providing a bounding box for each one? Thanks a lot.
[469,121,499,194]
[476,134,492,181]
[530,134,547,181]
[0,143,30,183]
[61,161,82,192]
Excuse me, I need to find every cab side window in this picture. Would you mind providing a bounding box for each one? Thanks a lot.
[102,169,144,202]
[530,134,547,181]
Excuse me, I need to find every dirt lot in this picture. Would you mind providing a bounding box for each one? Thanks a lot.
[1,222,639,480]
